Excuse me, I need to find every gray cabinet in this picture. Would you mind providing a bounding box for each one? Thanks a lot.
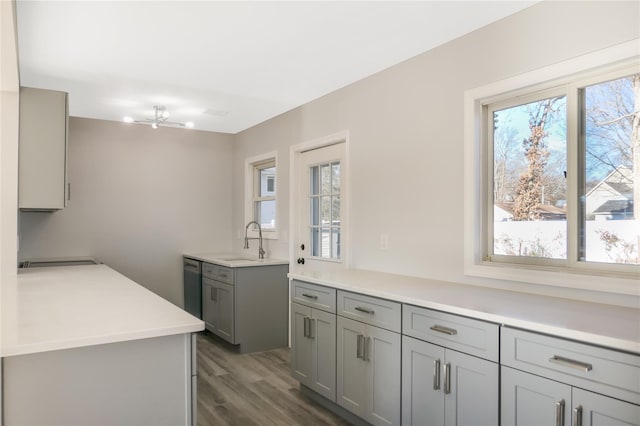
[19,87,69,210]
[202,277,234,343]
[401,307,499,426]
[202,262,288,353]
[290,302,336,401]
[502,366,571,426]
[337,315,401,426]
[501,327,640,426]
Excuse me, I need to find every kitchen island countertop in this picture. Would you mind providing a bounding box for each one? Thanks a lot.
[2,264,204,357]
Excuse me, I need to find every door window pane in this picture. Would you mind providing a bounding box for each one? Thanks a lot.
[492,96,567,259]
[309,161,341,260]
[582,75,639,265]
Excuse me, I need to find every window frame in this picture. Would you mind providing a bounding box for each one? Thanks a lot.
[464,39,639,295]
[244,151,278,240]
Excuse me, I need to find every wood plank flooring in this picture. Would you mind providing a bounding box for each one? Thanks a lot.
[196,332,352,426]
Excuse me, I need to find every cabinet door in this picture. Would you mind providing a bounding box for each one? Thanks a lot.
[290,303,313,385]
[312,308,337,401]
[402,336,445,426]
[368,324,401,426]
[444,350,498,426]
[212,281,235,343]
[337,316,368,418]
[573,388,640,426]
[202,280,217,330]
[502,366,571,426]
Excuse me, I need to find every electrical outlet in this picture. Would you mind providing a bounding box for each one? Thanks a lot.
[380,233,389,250]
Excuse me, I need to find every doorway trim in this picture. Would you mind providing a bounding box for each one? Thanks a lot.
[289,130,351,269]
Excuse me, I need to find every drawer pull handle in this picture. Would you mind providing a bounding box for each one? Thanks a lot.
[430,325,457,336]
[302,293,318,300]
[354,306,375,315]
[573,405,582,426]
[444,362,451,394]
[555,399,565,426]
[433,359,441,390]
[549,355,592,372]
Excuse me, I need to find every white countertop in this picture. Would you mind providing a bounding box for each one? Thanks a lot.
[289,269,640,354]
[2,264,204,357]
[184,252,289,268]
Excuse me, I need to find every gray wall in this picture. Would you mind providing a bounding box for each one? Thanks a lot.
[19,117,234,305]
[230,1,640,306]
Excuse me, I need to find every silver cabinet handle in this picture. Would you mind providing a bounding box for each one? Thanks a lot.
[433,359,441,390]
[430,325,457,336]
[356,334,364,359]
[309,318,315,339]
[444,362,451,394]
[302,293,318,300]
[555,399,565,426]
[303,317,309,338]
[573,405,582,426]
[549,355,592,373]
[363,336,371,362]
[354,306,375,315]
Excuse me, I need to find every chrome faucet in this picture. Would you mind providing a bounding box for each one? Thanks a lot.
[244,220,265,260]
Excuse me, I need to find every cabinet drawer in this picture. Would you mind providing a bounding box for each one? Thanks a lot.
[202,262,218,280]
[502,327,640,405]
[291,280,336,314]
[403,304,499,362]
[337,291,401,333]
[215,265,234,284]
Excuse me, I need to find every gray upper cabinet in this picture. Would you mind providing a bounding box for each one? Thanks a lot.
[401,305,499,426]
[19,87,69,211]
[202,263,288,353]
[337,312,401,425]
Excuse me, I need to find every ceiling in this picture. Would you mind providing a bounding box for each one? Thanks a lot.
[16,1,537,134]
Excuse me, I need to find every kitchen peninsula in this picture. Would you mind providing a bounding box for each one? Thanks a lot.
[2,264,204,426]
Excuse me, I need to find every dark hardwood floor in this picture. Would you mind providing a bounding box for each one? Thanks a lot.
[196,332,352,426]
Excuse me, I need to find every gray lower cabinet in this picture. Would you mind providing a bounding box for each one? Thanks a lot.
[202,277,234,343]
[402,335,498,426]
[337,316,401,426]
[290,302,336,401]
[501,327,640,426]
[202,263,288,353]
[502,366,640,426]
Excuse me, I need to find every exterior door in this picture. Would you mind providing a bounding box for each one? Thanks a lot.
[296,142,347,272]
[502,366,571,426]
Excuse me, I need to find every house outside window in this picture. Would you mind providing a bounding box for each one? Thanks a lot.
[465,41,639,291]
[245,152,278,238]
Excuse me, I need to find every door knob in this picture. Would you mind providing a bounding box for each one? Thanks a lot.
[297,257,305,265]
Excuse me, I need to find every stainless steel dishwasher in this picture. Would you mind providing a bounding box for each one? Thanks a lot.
[183,257,202,319]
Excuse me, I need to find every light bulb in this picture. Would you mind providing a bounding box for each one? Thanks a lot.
[185,121,194,128]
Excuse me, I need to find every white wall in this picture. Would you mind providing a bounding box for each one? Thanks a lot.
[19,118,234,306]
[231,1,640,307]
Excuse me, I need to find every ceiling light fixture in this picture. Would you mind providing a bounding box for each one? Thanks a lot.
[126,105,194,129]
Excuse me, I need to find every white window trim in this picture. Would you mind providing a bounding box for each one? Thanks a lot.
[245,151,278,240]
[464,39,640,296]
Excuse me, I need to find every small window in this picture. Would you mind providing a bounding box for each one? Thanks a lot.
[254,162,276,230]
[245,152,278,238]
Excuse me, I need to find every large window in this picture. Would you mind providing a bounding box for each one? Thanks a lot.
[465,43,639,290]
